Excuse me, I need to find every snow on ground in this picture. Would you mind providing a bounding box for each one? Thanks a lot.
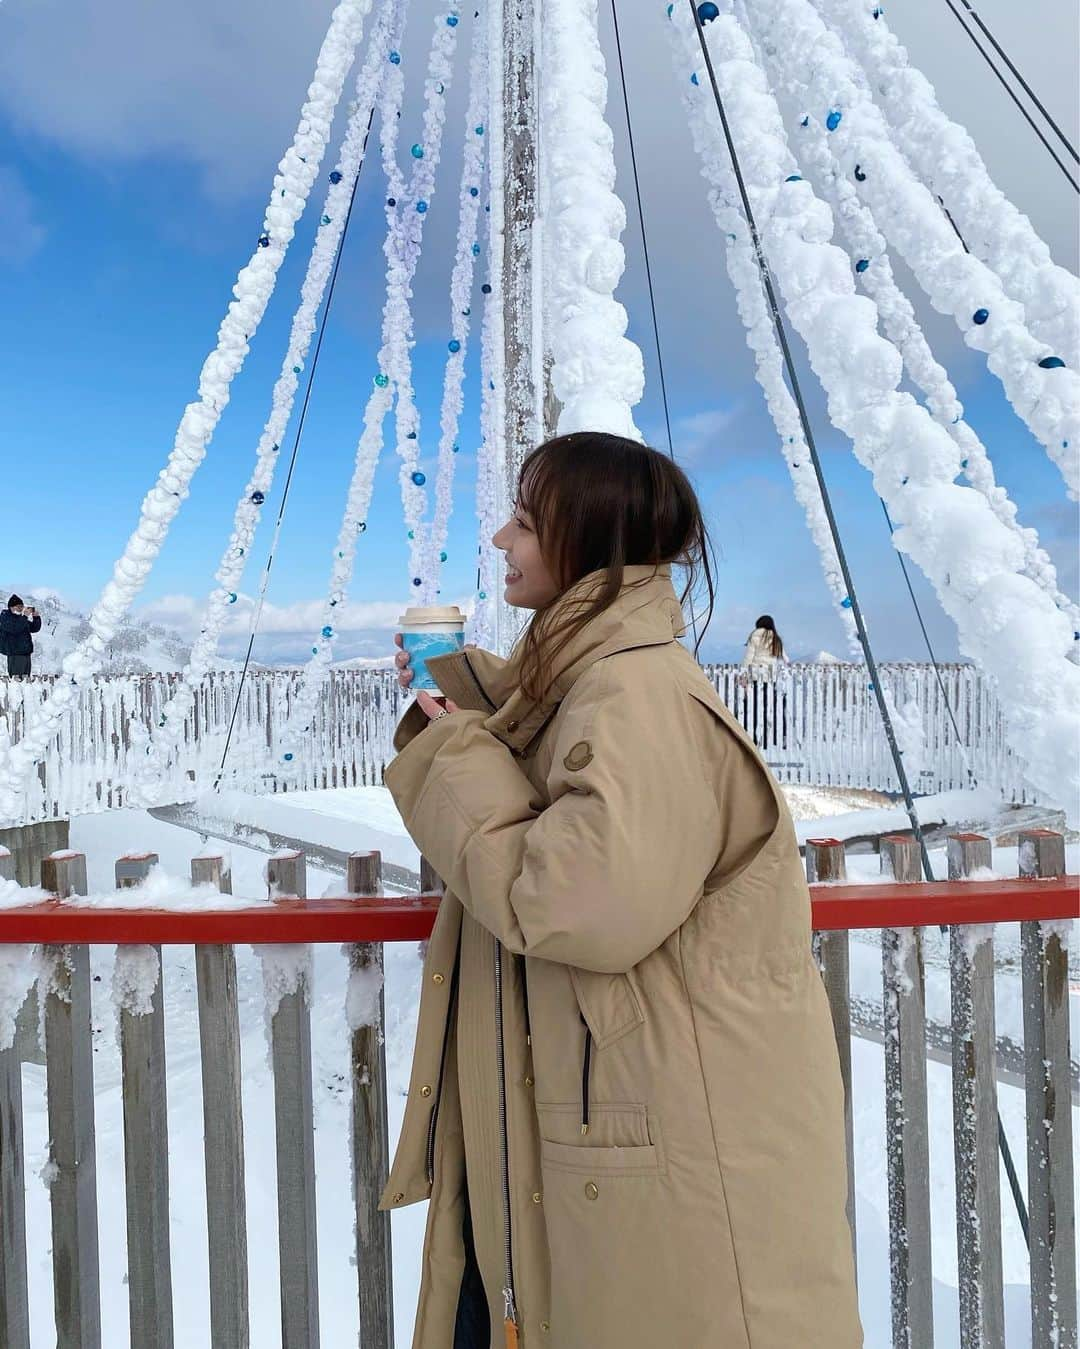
[4,787,1077,1344]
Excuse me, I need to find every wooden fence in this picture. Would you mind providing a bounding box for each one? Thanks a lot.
[0,832,1074,1347]
[0,662,1036,824]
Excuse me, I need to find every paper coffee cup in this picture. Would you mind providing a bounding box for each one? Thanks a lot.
[399,605,466,691]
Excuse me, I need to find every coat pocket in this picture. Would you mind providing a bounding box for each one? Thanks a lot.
[569,967,644,1050]
[536,1103,662,1174]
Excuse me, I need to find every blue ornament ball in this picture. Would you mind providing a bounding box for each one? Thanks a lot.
[478,590,487,600]
[855,258,870,273]
[329,170,343,184]
[411,470,427,486]
[292,365,301,375]
[1039,356,1066,369]
[435,82,445,95]
[472,242,481,256]
[800,116,810,127]
[469,186,479,197]
[667,3,674,15]
[411,143,424,159]
[358,521,367,533]
[389,50,401,64]
[407,431,417,440]
[475,124,484,135]
[283,752,294,762]
[258,234,270,248]
[387,197,396,207]
[462,306,471,316]
[481,282,492,294]
[449,339,461,353]
[322,625,333,639]
[440,551,448,562]
[413,577,422,587]
[416,200,428,214]
[826,109,842,131]
[690,73,699,86]
[321,214,331,225]
[452,443,460,453]
[407,529,414,539]
[854,164,866,181]
[840,596,853,609]
[446,13,459,25]
[228,592,238,603]
[972,308,989,325]
[785,174,802,182]
[698,1,720,18]
[374,372,389,387]
[251,491,265,504]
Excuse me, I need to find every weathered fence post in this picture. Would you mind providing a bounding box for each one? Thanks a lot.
[40,851,102,1349]
[1018,829,1076,1349]
[191,855,248,1349]
[0,846,12,881]
[0,954,29,1349]
[947,834,1005,1349]
[266,851,319,1349]
[806,841,855,1270]
[880,838,933,1348]
[115,852,173,1349]
[347,851,394,1349]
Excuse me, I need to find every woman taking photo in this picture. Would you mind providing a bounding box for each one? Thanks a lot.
[384,433,861,1347]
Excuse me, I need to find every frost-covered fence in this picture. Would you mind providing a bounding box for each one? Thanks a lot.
[0,838,1073,1347]
[0,662,1036,824]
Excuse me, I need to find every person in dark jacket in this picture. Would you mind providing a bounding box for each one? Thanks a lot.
[0,595,42,677]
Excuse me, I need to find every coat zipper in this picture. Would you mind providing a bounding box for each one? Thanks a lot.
[493,937,519,1342]
[580,1017,593,1136]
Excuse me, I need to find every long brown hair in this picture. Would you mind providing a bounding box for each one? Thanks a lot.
[750,613,784,660]
[514,432,715,703]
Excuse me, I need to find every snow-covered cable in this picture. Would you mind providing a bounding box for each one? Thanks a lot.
[744,0,1080,499]
[0,0,371,825]
[541,0,644,438]
[276,3,465,765]
[470,234,504,651]
[390,8,465,587]
[674,3,1079,813]
[769,51,1080,632]
[130,0,398,802]
[417,7,490,602]
[667,12,859,651]
[815,0,1080,369]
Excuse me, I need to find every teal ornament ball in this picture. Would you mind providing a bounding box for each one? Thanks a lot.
[411,144,424,159]
[412,470,426,486]
[322,625,333,638]
[449,339,461,352]
[826,109,842,131]
[1038,356,1065,369]
[374,373,389,387]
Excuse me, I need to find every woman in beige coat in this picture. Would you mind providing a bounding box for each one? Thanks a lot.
[384,433,861,1347]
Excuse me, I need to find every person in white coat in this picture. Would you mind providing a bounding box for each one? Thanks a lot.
[740,614,788,747]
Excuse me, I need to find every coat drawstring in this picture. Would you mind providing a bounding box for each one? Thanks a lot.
[580,1016,593,1136]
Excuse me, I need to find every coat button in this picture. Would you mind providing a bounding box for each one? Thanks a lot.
[584,1182,599,1201]
[532,1191,542,1205]
[524,1075,534,1087]
[506,718,519,732]
[392,1192,404,1204]
[432,972,445,985]
[540,1321,550,1333]
[420,1085,433,1097]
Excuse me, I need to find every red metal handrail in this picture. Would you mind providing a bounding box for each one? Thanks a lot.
[0,876,1073,944]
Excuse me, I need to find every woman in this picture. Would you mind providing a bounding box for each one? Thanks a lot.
[740,615,789,750]
[383,433,861,1348]
[741,614,787,669]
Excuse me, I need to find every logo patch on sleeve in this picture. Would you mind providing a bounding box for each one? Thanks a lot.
[563,741,593,772]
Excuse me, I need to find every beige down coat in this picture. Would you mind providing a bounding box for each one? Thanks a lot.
[382,567,862,1348]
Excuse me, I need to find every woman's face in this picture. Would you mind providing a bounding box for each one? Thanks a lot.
[492,507,562,609]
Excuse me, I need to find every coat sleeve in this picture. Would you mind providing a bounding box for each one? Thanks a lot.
[384,661,723,973]
[28,615,41,635]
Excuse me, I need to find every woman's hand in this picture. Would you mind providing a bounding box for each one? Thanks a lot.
[393,633,414,690]
[394,635,460,719]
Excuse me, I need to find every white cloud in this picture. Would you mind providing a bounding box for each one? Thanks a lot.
[0,166,45,264]
[135,592,406,639]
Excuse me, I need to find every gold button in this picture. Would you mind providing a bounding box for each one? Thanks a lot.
[507,718,520,732]
[420,1085,433,1098]
[584,1182,599,1201]
[392,1192,405,1204]
[532,1191,542,1205]
[524,1075,534,1087]
[540,1322,550,1333]
[432,972,445,985]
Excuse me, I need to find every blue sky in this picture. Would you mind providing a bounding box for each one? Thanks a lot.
[0,0,1076,665]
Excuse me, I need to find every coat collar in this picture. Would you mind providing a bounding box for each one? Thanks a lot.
[428,566,686,754]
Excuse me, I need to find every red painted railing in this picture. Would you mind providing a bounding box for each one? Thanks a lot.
[0,875,1073,943]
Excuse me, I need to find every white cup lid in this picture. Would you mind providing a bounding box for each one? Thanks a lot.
[399,605,466,626]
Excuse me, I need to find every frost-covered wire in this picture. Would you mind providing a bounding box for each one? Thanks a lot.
[470,236,504,651]
[541,0,644,439]
[276,3,465,764]
[743,0,1080,499]
[667,11,859,651]
[771,47,1080,632]
[674,3,1079,814]
[417,6,490,601]
[130,0,398,802]
[815,0,1080,369]
[0,0,371,825]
